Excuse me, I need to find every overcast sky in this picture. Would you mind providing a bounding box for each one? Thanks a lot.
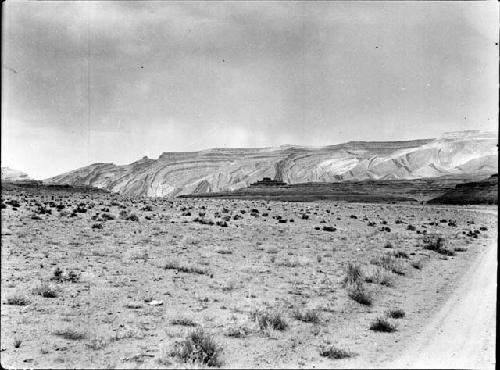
[2,1,498,179]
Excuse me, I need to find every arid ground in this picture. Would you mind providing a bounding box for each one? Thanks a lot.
[1,185,496,368]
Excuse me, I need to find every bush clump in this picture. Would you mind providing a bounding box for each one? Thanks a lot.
[171,328,223,367]
[320,346,356,359]
[293,309,320,324]
[6,294,30,306]
[370,317,396,332]
[250,309,288,331]
[386,308,405,319]
[422,234,455,256]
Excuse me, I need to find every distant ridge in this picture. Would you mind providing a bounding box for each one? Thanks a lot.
[45,130,498,198]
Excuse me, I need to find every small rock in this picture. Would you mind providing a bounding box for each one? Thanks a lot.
[148,300,163,306]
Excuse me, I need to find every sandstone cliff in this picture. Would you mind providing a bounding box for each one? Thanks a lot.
[45,130,498,197]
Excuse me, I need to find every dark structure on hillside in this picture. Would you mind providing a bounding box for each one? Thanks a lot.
[249,177,287,187]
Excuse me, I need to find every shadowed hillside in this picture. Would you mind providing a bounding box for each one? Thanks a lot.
[428,175,498,205]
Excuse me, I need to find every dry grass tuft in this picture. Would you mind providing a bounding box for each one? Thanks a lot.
[250,309,288,331]
[293,309,321,324]
[171,328,223,367]
[54,327,86,340]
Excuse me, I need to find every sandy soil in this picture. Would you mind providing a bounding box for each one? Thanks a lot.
[385,236,496,369]
[1,187,497,369]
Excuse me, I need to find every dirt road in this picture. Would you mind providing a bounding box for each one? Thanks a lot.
[384,237,497,369]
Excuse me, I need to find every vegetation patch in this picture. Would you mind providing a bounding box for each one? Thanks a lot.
[164,260,210,276]
[6,294,30,306]
[54,328,86,340]
[386,308,405,319]
[422,234,455,256]
[32,282,59,298]
[320,346,356,359]
[171,328,223,367]
[370,254,405,275]
[370,317,397,332]
[292,309,321,324]
[250,309,288,331]
[171,317,198,327]
[346,283,373,306]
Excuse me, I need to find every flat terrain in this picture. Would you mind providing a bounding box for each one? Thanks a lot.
[1,185,497,368]
[182,177,481,203]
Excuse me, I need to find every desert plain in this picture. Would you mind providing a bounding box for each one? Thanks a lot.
[1,184,497,368]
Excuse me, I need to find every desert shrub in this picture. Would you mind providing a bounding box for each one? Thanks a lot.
[422,235,455,256]
[52,267,64,281]
[411,260,424,270]
[126,213,139,221]
[6,199,20,208]
[33,282,58,298]
[194,217,214,226]
[386,308,405,319]
[365,268,393,287]
[322,226,336,232]
[164,260,210,276]
[100,213,115,220]
[54,328,86,340]
[86,337,108,350]
[51,268,80,283]
[73,206,87,214]
[91,223,103,230]
[342,263,364,287]
[320,346,355,359]
[171,328,223,367]
[370,317,396,332]
[216,220,228,227]
[250,309,288,331]
[6,294,30,306]
[293,309,320,324]
[407,224,416,231]
[347,283,373,306]
[225,325,251,338]
[171,317,198,327]
[370,254,405,275]
[391,250,409,259]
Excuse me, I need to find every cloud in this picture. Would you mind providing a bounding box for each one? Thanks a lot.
[2,1,498,178]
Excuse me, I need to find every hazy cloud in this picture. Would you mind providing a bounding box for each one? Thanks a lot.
[2,1,498,179]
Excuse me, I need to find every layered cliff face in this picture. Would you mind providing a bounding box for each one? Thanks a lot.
[1,167,31,182]
[45,130,498,197]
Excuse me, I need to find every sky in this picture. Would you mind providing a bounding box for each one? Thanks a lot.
[2,1,498,179]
